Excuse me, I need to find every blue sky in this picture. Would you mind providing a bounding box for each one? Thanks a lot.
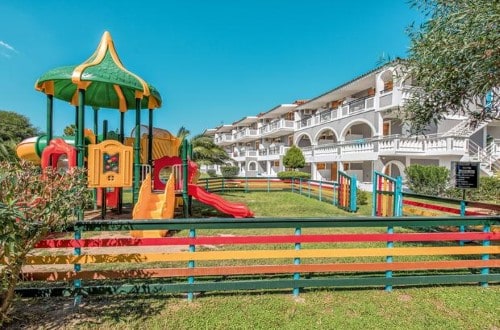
[0,1,423,137]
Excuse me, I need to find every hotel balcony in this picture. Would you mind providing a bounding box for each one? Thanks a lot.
[297,96,375,129]
[233,128,259,143]
[259,119,294,138]
[258,145,290,161]
[232,149,258,162]
[302,134,470,163]
[214,133,234,145]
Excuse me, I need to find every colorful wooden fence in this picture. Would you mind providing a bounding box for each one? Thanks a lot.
[199,171,357,212]
[372,171,403,217]
[17,216,499,300]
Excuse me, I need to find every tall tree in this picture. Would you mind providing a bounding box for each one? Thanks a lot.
[176,127,230,165]
[0,111,40,162]
[0,111,40,142]
[403,0,499,134]
[191,134,230,165]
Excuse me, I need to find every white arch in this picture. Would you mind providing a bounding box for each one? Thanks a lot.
[295,133,313,146]
[377,68,395,91]
[247,161,257,171]
[382,160,406,179]
[314,127,339,145]
[339,119,377,140]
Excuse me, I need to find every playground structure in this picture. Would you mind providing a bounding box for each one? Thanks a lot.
[16,31,253,225]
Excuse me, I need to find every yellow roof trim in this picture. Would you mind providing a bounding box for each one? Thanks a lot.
[113,84,128,112]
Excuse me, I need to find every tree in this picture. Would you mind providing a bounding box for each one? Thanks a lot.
[0,111,40,142]
[0,161,91,323]
[63,124,76,136]
[0,111,40,162]
[191,134,230,165]
[403,0,499,134]
[176,127,230,165]
[282,145,305,171]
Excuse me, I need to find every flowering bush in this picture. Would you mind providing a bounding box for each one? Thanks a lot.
[0,161,91,323]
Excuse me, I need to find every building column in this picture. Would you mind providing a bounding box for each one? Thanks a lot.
[311,162,317,180]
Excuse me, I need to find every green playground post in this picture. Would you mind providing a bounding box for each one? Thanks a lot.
[133,99,141,205]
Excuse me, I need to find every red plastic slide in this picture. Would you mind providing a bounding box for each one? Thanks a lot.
[188,184,254,218]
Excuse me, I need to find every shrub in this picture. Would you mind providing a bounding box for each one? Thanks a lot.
[446,175,500,203]
[277,171,311,180]
[221,165,239,177]
[0,161,91,324]
[404,164,450,196]
[206,169,217,177]
[357,189,369,205]
[282,145,305,170]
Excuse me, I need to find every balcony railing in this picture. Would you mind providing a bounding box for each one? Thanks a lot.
[214,133,234,144]
[233,128,259,141]
[259,119,294,135]
[301,134,469,159]
[297,96,375,129]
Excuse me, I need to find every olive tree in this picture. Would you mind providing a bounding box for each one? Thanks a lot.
[403,0,499,134]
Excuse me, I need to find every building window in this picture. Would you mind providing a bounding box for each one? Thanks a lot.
[317,163,326,170]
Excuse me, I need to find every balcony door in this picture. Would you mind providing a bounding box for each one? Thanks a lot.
[331,162,338,181]
[383,121,391,136]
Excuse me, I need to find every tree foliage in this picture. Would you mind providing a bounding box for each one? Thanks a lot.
[282,145,305,170]
[63,124,76,136]
[0,111,40,162]
[0,111,39,142]
[403,0,499,134]
[0,161,91,323]
[404,164,450,196]
[177,127,230,165]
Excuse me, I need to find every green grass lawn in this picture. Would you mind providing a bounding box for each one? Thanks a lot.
[8,191,498,329]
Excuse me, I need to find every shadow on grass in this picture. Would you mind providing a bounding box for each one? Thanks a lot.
[6,294,179,329]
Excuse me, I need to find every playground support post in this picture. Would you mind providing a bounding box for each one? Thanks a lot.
[132,98,141,205]
[182,139,189,218]
[148,109,153,168]
[77,89,85,169]
[46,94,53,145]
[77,89,86,221]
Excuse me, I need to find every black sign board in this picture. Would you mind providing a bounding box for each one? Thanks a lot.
[452,162,479,189]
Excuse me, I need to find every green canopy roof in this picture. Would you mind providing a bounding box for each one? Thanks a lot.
[35,31,162,111]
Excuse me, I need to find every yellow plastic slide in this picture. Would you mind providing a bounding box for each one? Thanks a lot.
[131,173,175,238]
[16,136,41,164]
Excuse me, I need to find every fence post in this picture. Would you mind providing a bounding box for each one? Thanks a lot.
[349,176,357,212]
[386,225,393,292]
[459,199,466,246]
[394,176,403,217]
[481,224,490,288]
[299,178,302,195]
[291,177,294,193]
[73,226,82,306]
[221,177,225,193]
[245,176,249,193]
[372,173,377,216]
[319,181,322,202]
[187,228,196,301]
[205,178,209,192]
[293,227,301,297]
[308,180,311,198]
[267,176,270,193]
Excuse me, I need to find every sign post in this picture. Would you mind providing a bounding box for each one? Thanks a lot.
[452,161,480,245]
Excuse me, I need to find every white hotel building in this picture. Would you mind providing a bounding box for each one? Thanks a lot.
[204,62,500,184]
